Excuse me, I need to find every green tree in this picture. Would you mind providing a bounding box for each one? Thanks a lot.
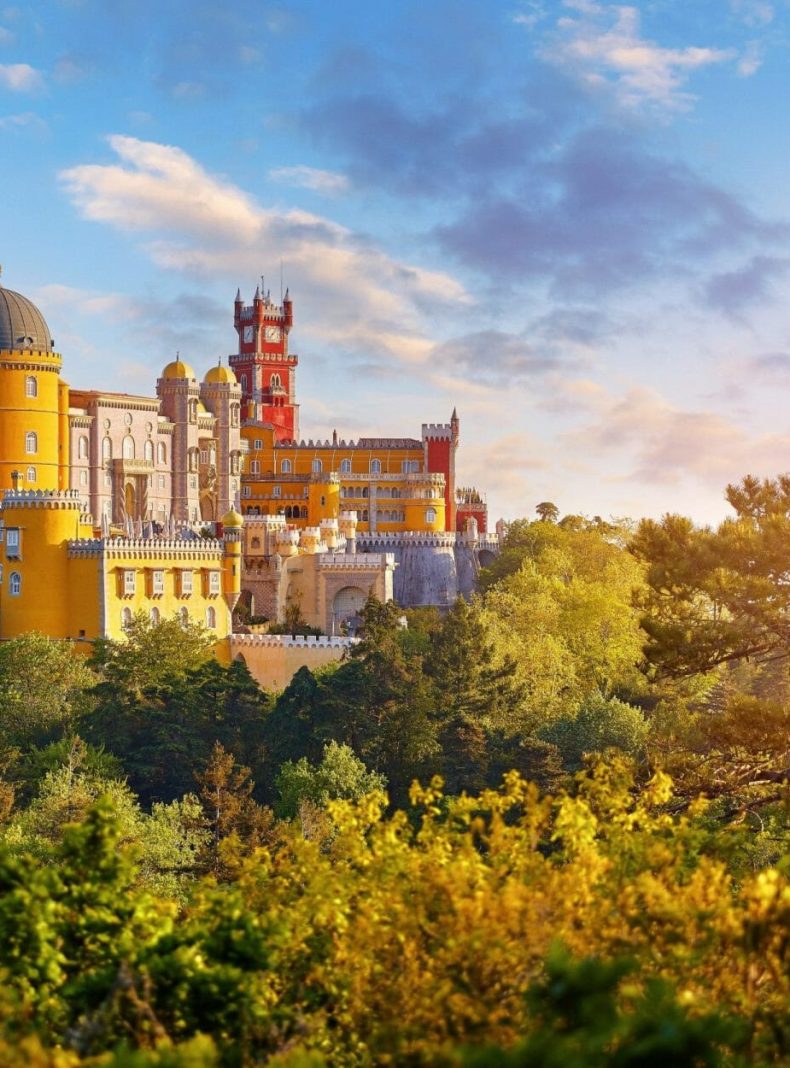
[535,501,560,523]
[0,633,96,749]
[538,694,649,771]
[630,475,790,677]
[274,740,386,819]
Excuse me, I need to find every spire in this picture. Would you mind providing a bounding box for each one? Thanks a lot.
[254,285,261,300]
[284,287,290,300]
[235,288,242,302]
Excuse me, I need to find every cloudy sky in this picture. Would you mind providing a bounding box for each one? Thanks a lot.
[2,0,790,524]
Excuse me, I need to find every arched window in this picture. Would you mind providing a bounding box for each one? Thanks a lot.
[9,572,21,596]
[25,431,37,455]
[205,606,216,629]
[144,440,154,463]
[340,458,352,473]
[281,458,292,473]
[102,437,112,462]
[121,607,132,630]
[270,372,281,390]
[26,466,36,483]
[362,487,369,499]
[188,399,198,424]
[250,460,260,475]
[122,436,135,460]
[179,606,189,628]
[361,509,369,523]
[157,441,166,464]
[311,458,322,474]
[370,459,381,474]
[150,606,160,625]
[25,376,37,398]
[78,436,89,459]
[425,507,437,524]
[391,488,400,499]
[240,374,248,391]
[230,403,240,427]
[300,506,308,519]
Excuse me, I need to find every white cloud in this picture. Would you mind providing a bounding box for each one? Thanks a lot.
[0,62,44,93]
[737,40,763,77]
[566,384,790,487]
[730,0,774,27]
[59,135,471,369]
[0,110,47,133]
[269,164,350,196]
[542,4,733,111]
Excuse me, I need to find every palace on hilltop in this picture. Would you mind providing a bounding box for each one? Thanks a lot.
[0,278,494,674]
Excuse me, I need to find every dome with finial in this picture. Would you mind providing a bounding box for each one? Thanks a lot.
[0,275,54,353]
[204,362,237,385]
[221,506,244,528]
[160,356,196,380]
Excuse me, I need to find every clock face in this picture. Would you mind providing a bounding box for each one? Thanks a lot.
[264,325,281,341]
[243,325,254,343]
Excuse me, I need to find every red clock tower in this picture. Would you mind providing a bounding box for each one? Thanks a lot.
[229,285,299,441]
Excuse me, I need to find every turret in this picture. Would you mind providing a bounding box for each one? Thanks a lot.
[220,506,243,614]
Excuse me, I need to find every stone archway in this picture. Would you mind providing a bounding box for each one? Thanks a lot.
[332,585,367,632]
[124,482,136,520]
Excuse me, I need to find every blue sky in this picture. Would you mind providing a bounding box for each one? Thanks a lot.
[2,0,790,524]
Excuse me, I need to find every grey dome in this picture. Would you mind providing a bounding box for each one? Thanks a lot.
[0,284,54,352]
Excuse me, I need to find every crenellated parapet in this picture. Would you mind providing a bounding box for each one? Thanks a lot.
[232,633,357,650]
[2,488,84,510]
[67,536,224,559]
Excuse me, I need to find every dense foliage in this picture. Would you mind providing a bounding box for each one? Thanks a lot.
[0,480,789,1063]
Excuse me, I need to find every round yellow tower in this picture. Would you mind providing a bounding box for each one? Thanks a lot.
[0,281,64,493]
[0,489,85,639]
[220,506,243,614]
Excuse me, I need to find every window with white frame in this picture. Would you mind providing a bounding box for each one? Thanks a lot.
[208,570,221,596]
[9,571,20,596]
[5,528,20,557]
[158,474,165,489]
[25,431,37,454]
[25,376,37,398]
[26,466,36,483]
[122,436,135,460]
[205,606,217,629]
[144,440,154,463]
[250,460,260,474]
[270,372,282,390]
[105,472,112,487]
[152,570,164,596]
[340,458,352,473]
[180,569,194,596]
[311,458,322,473]
[254,438,263,450]
[102,437,112,461]
[123,569,136,596]
[122,606,132,629]
[200,449,209,465]
[78,436,89,459]
[273,485,281,498]
[425,507,437,524]
[157,441,166,464]
[281,458,292,473]
[79,470,88,486]
[230,403,240,427]
[370,459,381,473]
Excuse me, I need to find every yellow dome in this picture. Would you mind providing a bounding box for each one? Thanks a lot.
[197,400,209,414]
[160,358,196,380]
[204,363,237,385]
[221,507,244,528]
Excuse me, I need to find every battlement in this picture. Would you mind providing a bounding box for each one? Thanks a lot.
[357,532,458,549]
[421,423,452,441]
[317,552,395,570]
[2,488,84,510]
[67,537,224,558]
[231,633,357,650]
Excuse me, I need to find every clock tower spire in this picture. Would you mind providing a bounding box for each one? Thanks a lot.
[229,283,298,441]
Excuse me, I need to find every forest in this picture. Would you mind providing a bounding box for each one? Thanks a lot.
[0,475,788,1066]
